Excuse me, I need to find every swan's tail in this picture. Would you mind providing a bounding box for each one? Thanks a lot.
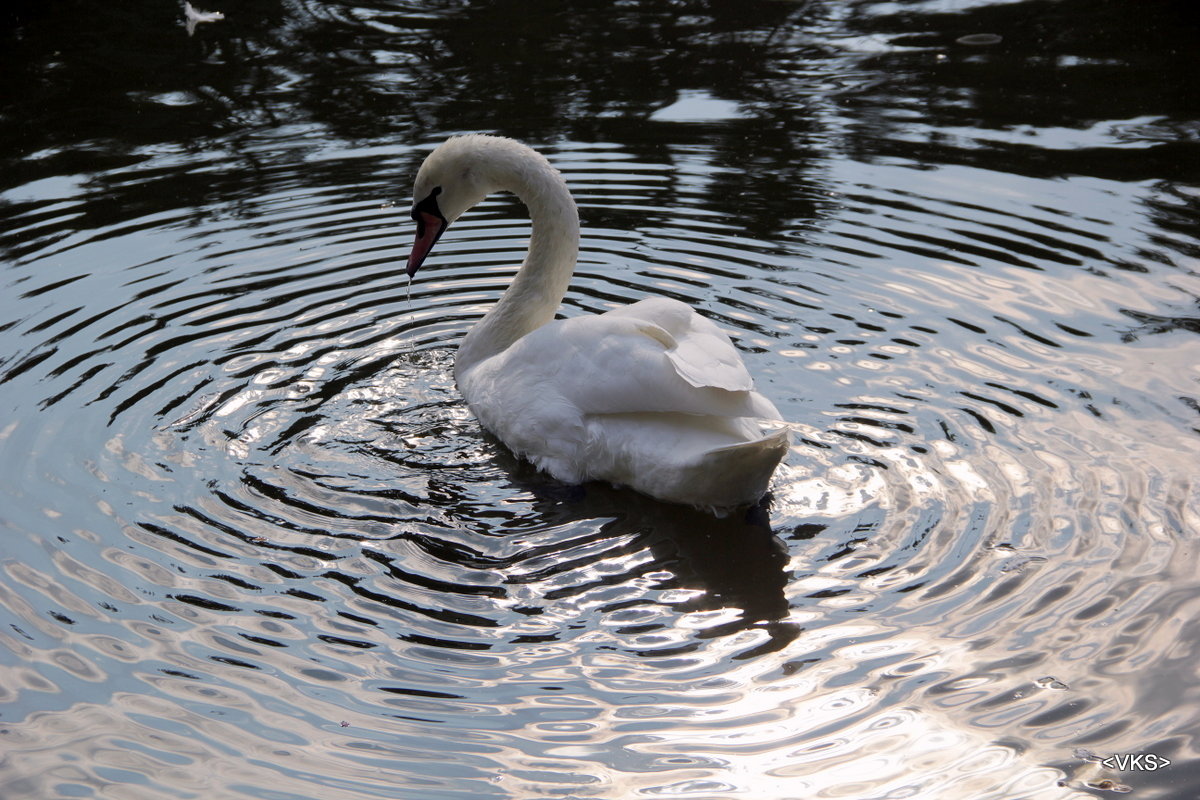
[691,426,790,513]
[580,412,790,513]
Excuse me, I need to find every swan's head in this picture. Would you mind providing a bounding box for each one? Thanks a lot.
[406,135,518,277]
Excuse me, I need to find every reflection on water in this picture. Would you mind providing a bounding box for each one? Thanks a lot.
[2,0,1199,798]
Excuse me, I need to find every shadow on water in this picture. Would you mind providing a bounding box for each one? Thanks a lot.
[4,0,1198,264]
[444,442,807,655]
[842,0,1200,181]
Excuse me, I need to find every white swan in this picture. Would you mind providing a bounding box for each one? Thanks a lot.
[406,135,788,512]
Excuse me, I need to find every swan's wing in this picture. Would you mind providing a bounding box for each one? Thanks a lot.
[606,297,753,392]
[491,298,779,420]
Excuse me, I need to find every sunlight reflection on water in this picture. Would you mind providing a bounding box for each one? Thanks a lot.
[2,0,1200,799]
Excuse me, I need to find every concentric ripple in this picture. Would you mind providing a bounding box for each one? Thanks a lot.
[2,130,1196,799]
[4,2,1200,798]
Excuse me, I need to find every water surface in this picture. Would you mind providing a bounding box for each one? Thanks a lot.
[2,1,1199,798]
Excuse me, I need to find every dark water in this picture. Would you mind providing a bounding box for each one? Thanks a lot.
[2,1,1199,798]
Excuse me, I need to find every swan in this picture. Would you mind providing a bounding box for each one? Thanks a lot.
[406,135,788,512]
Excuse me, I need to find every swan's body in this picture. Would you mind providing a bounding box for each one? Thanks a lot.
[407,135,787,512]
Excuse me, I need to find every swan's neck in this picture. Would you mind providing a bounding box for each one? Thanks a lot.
[455,159,579,379]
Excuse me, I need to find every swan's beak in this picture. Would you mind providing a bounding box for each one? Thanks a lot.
[407,191,447,277]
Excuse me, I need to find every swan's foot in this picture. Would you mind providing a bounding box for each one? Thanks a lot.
[743,495,773,528]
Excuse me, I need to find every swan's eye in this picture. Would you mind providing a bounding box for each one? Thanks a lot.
[411,187,446,237]
[411,186,444,223]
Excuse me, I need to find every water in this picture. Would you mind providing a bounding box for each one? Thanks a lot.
[2,1,1199,798]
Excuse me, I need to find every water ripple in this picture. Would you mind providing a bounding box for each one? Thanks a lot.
[3,54,1200,800]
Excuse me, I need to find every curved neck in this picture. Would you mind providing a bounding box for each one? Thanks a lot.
[455,160,579,378]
